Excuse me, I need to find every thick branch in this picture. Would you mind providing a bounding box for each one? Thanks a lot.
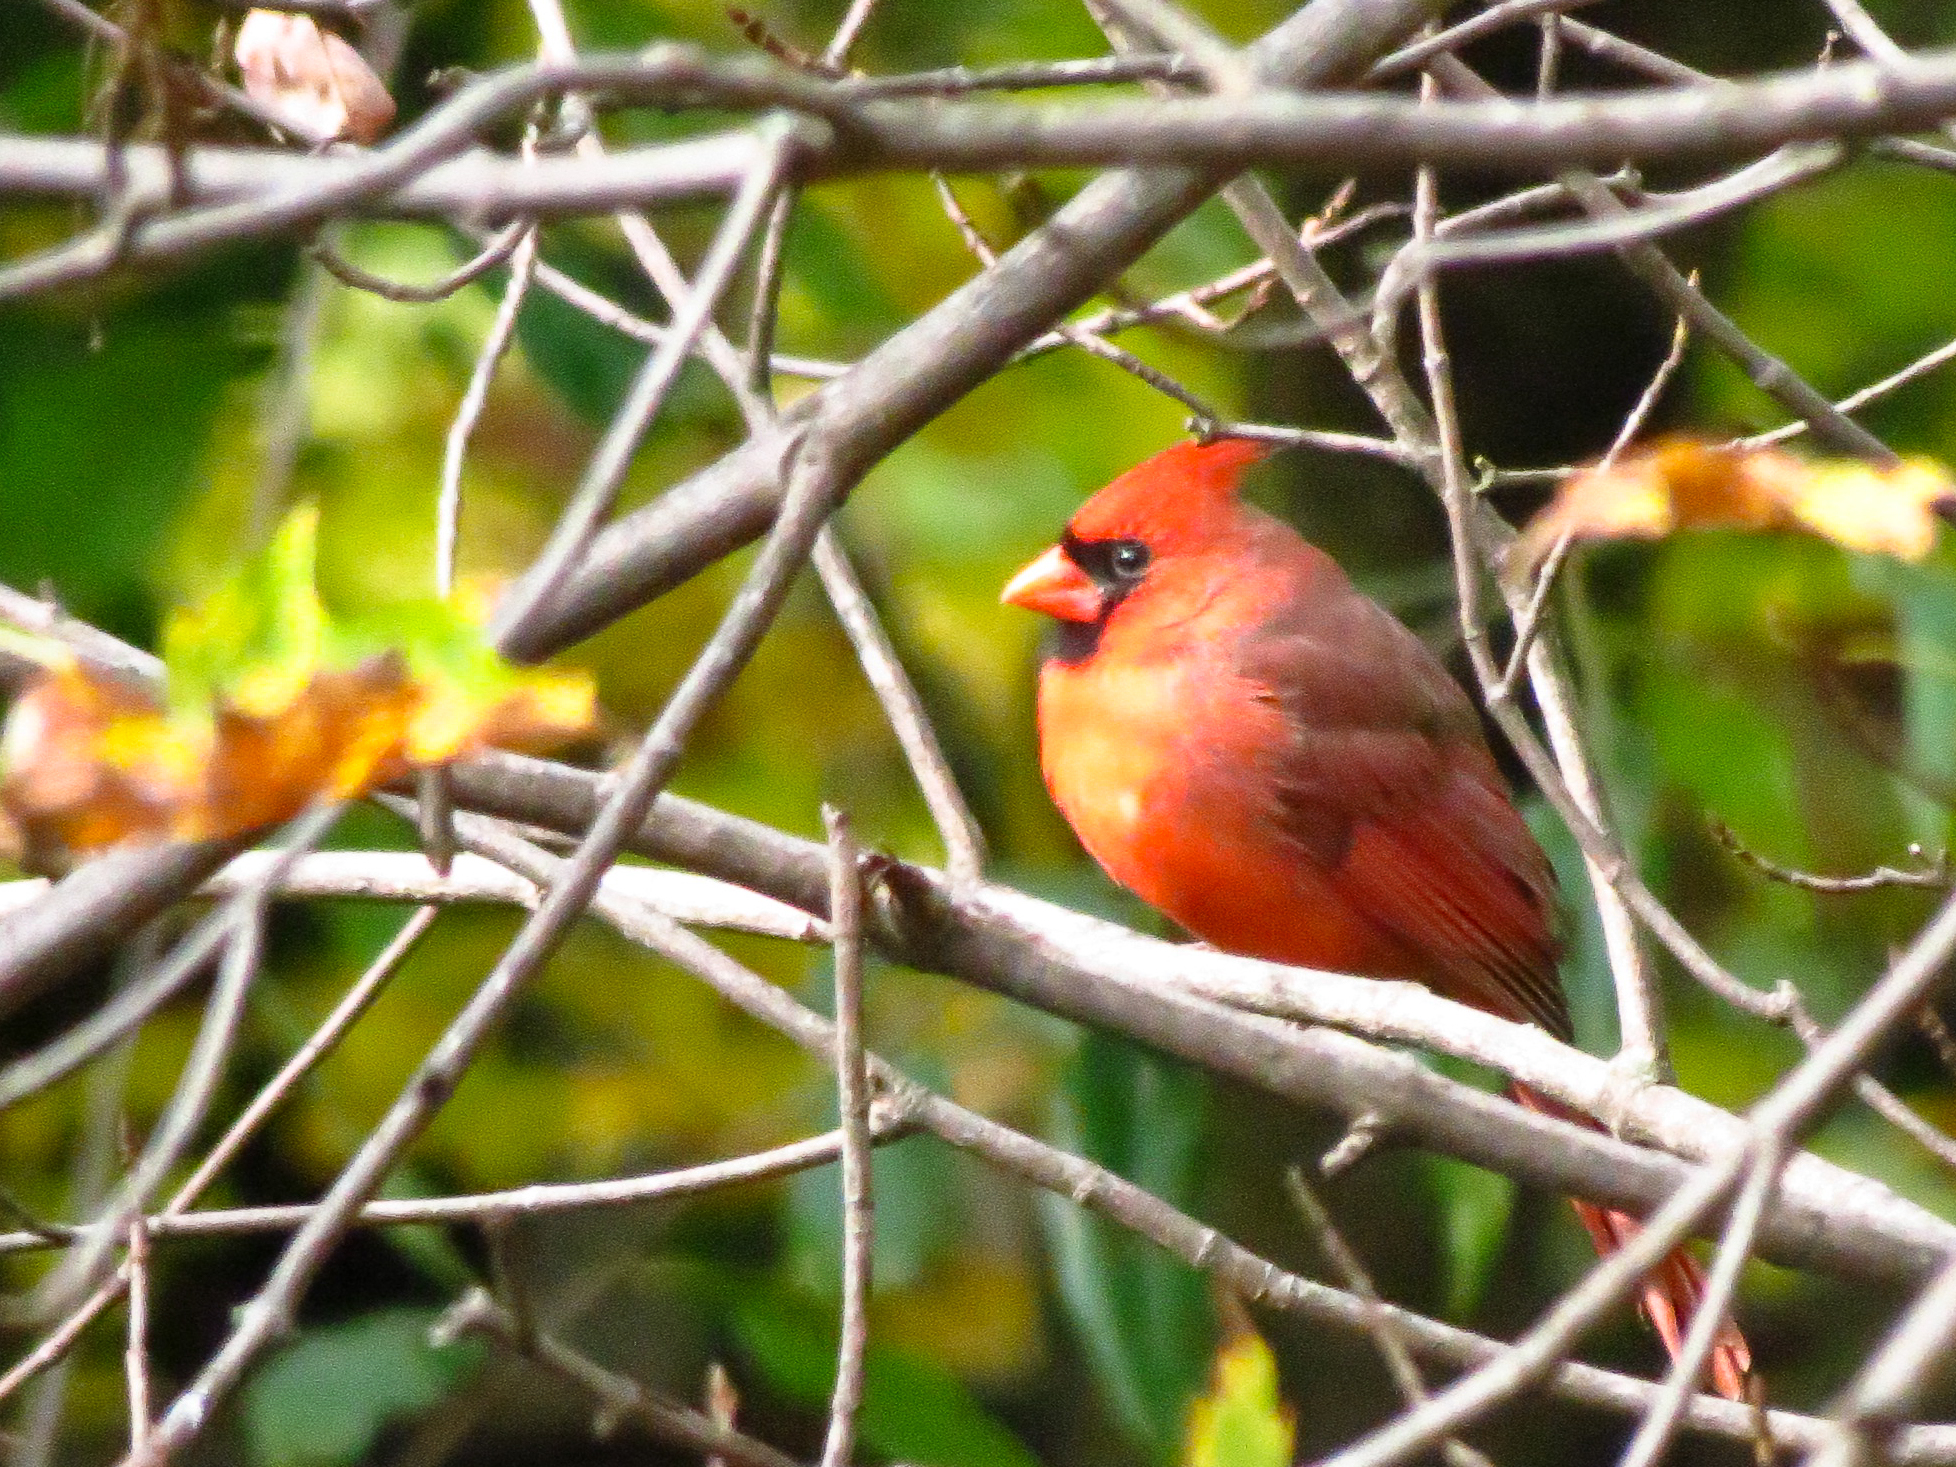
[12,45,1956,214]
[440,753,1956,1287]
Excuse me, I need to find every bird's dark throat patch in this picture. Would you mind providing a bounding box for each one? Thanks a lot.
[1040,531,1152,667]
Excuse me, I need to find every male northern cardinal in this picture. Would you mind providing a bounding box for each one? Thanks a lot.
[1002,437,1750,1400]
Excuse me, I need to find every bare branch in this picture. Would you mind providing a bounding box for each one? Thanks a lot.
[1323,882,1956,1467]
[434,752,1956,1287]
[313,218,530,303]
[0,835,251,1020]
[1712,821,1952,893]
[491,0,1450,660]
[490,124,796,644]
[123,1215,151,1457]
[819,808,872,1467]
[438,1290,805,1467]
[1811,1249,1956,1467]
[813,531,986,886]
[1369,0,1607,80]
[455,806,1956,1462]
[0,1116,913,1255]
[42,802,344,1311]
[1285,1169,1498,1467]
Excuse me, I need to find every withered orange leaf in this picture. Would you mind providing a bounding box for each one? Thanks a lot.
[1512,436,1956,576]
[0,510,595,862]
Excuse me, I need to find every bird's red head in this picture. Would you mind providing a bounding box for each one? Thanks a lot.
[1000,437,1273,624]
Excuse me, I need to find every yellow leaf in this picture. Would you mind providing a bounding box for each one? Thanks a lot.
[1184,1325,1295,1467]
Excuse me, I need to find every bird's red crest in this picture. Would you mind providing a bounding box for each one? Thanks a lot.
[1066,437,1273,551]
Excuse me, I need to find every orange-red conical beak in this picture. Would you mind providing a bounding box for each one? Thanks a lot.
[1001,544,1104,623]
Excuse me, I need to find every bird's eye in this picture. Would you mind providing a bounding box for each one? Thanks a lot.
[1108,541,1151,580]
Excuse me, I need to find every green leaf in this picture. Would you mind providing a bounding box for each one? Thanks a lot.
[1040,1032,1213,1461]
[160,503,595,763]
[243,1308,482,1467]
[1423,1154,1515,1320]
[164,504,326,721]
[732,1292,1041,1467]
[1182,1328,1295,1467]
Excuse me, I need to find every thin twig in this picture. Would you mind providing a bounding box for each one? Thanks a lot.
[245,257,330,551]
[1711,821,1952,893]
[1015,194,1407,359]
[465,227,843,379]
[1738,332,1956,450]
[847,52,1198,96]
[26,0,334,143]
[1494,296,1689,702]
[1917,1005,1956,1080]
[490,125,796,644]
[437,1290,803,1467]
[1322,880,1956,1467]
[820,807,872,1467]
[1555,16,1711,84]
[10,938,148,1467]
[1321,1112,1386,1177]
[739,0,877,403]
[176,905,442,1206]
[438,225,539,595]
[1819,0,1917,69]
[1206,420,1422,467]
[313,219,530,303]
[1535,12,1561,98]
[1811,1249,1956,1467]
[1285,1168,1497,1467]
[1490,528,1571,706]
[0,1115,916,1256]
[451,809,1956,1462]
[1617,1141,1784,1467]
[0,582,164,685]
[813,530,985,886]
[124,1213,151,1456]
[280,786,1956,1285]
[1369,0,1607,79]
[525,0,777,433]
[1392,145,1843,279]
[930,172,1222,425]
[41,800,345,1311]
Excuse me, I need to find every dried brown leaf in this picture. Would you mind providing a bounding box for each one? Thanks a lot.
[1513,436,1956,576]
[234,9,395,144]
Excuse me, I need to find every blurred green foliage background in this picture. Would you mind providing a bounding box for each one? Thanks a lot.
[8,1,1956,1463]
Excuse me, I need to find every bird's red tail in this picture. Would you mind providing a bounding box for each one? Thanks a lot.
[1512,1084,1753,1402]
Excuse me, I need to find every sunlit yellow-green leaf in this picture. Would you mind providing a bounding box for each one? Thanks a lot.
[1183,1326,1295,1467]
[0,506,594,858]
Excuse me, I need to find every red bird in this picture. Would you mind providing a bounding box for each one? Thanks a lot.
[1003,437,1750,1401]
